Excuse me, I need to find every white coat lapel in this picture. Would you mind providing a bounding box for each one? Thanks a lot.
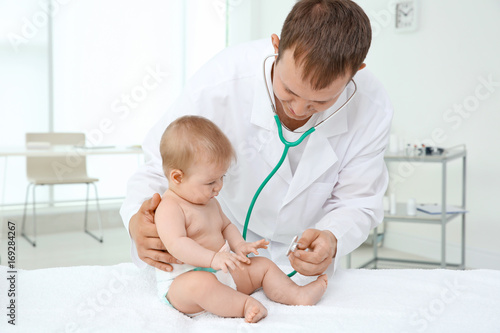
[250,51,275,131]
[282,107,348,206]
[258,131,293,185]
[250,59,293,185]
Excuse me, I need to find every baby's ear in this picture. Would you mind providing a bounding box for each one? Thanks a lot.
[169,169,184,184]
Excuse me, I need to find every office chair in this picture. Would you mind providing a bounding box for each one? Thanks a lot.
[21,133,103,246]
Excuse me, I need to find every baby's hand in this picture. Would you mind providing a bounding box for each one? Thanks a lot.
[235,239,269,258]
[210,252,248,273]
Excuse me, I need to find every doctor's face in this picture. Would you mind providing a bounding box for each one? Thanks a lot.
[272,49,351,126]
[176,159,227,205]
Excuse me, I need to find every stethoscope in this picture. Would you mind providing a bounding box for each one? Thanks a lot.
[241,54,357,277]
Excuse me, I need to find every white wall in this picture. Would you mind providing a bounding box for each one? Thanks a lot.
[227,0,295,46]
[229,0,500,269]
[357,0,500,269]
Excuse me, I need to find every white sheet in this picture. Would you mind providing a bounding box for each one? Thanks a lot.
[1,263,499,332]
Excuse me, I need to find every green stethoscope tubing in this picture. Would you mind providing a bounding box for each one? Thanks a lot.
[241,54,357,278]
[242,115,315,278]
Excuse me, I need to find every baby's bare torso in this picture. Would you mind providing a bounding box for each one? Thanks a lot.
[165,191,226,252]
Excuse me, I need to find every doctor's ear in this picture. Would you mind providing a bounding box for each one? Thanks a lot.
[350,63,367,78]
[271,34,280,55]
[169,169,184,184]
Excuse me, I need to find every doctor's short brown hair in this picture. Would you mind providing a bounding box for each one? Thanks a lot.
[160,115,236,176]
[278,0,372,90]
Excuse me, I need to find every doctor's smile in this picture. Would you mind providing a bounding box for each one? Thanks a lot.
[270,52,355,128]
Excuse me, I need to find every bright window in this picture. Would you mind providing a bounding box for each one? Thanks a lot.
[0,0,226,206]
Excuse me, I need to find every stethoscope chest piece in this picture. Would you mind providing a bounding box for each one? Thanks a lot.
[286,235,299,256]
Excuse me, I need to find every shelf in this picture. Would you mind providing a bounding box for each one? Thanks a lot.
[384,145,466,163]
[359,257,464,270]
[384,203,465,224]
[348,144,467,269]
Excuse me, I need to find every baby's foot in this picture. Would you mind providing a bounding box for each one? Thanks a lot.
[297,274,328,306]
[243,297,268,323]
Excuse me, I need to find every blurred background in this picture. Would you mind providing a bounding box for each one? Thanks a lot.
[0,0,499,270]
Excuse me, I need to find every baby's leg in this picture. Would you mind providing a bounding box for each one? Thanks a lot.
[232,257,328,306]
[167,271,267,323]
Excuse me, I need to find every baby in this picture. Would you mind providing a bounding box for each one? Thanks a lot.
[155,115,327,323]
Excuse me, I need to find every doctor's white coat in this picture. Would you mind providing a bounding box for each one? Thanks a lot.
[120,39,393,275]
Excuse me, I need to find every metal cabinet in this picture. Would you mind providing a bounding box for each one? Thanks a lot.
[355,145,467,269]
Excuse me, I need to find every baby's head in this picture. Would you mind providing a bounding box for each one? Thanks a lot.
[160,116,235,203]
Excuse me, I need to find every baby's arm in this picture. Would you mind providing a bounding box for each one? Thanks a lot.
[155,198,245,272]
[216,201,269,259]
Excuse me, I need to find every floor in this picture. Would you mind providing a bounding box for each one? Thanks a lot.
[2,227,132,270]
[1,226,436,270]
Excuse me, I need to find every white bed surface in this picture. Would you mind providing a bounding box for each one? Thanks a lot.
[1,263,499,333]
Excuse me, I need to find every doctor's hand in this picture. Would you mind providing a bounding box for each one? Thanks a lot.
[129,193,182,272]
[288,229,337,276]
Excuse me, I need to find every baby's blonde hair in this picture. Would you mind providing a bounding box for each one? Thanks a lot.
[160,115,236,176]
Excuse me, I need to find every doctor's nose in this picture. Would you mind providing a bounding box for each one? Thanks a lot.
[291,99,313,116]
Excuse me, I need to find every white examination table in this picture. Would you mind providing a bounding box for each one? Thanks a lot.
[1,263,499,332]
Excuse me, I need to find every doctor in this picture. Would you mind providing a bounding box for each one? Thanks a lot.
[120,0,392,276]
